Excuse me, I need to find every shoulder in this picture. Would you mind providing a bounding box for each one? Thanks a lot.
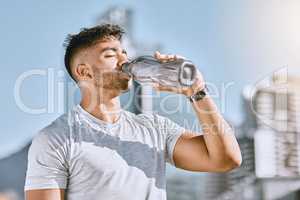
[137,112,186,134]
[31,113,70,150]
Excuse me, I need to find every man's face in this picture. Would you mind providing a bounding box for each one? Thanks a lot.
[82,37,132,93]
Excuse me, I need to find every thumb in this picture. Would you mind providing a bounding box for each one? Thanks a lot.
[154,51,161,59]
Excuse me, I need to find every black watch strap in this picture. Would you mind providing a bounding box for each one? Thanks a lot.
[189,87,208,102]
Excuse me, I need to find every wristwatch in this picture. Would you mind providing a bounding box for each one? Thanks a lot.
[188,86,208,102]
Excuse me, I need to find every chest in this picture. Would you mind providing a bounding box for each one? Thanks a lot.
[69,129,166,184]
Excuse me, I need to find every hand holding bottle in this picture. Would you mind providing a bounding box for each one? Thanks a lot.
[122,51,205,97]
[152,51,205,97]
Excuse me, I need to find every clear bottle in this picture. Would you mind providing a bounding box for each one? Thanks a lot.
[122,55,197,87]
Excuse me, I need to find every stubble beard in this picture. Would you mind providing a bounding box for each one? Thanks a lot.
[95,71,132,94]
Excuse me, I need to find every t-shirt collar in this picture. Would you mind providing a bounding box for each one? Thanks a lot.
[74,104,123,130]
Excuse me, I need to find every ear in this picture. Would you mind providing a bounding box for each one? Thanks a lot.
[74,63,93,81]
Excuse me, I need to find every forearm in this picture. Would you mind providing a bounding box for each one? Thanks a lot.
[191,95,242,167]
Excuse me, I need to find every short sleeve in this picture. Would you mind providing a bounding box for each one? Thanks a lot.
[155,115,186,166]
[24,131,69,191]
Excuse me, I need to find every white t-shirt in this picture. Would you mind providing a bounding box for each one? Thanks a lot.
[25,105,185,200]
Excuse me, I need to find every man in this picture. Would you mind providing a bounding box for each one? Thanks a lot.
[25,24,242,200]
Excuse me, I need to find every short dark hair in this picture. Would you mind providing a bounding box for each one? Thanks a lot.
[63,24,125,81]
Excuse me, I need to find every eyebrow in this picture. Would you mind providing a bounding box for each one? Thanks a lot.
[100,47,118,53]
[100,47,127,54]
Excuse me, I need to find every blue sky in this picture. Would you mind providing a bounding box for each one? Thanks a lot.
[1,0,300,157]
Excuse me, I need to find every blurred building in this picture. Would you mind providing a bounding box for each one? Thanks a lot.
[166,171,204,200]
[204,74,300,200]
[0,144,30,200]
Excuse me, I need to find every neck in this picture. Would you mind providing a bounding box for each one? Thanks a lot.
[80,88,122,124]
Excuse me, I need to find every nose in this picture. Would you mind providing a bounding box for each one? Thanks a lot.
[116,52,128,71]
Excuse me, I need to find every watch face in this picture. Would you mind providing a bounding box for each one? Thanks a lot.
[190,89,206,102]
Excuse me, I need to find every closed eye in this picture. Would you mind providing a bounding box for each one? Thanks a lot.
[104,55,116,58]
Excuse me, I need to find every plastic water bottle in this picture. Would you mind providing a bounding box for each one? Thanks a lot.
[122,55,197,87]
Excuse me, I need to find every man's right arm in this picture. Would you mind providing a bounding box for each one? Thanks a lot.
[25,189,65,200]
[25,131,69,199]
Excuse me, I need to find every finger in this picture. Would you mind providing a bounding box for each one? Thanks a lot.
[154,51,161,59]
[155,51,169,60]
[159,53,168,60]
[166,54,176,61]
[161,54,176,62]
[161,55,170,63]
[155,51,168,62]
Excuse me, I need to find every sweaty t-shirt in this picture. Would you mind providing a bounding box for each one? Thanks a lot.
[24,105,185,200]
